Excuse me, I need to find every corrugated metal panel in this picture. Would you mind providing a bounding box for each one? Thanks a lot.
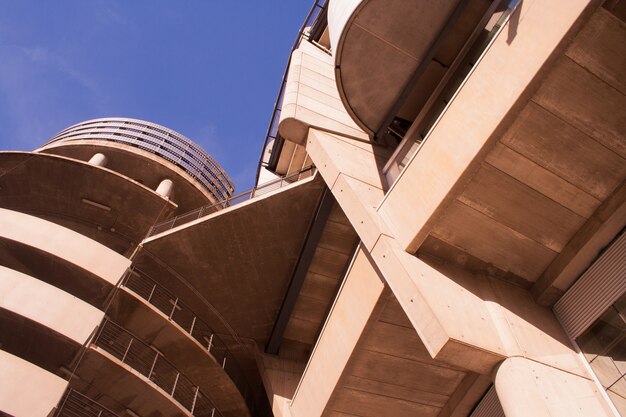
[470,386,505,417]
[554,231,626,339]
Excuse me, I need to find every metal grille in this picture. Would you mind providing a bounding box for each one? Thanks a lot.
[92,319,221,417]
[43,118,234,202]
[148,165,316,236]
[55,389,119,417]
[554,231,626,338]
[469,386,505,417]
[123,270,254,412]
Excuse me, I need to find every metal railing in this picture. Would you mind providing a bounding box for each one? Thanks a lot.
[92,318,221,417]
[122,270,254,412]
[55,389,119,417]
[148,165,315,236]
[254,0,327,183]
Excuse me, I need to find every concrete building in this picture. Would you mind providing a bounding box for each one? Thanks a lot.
[0,0,625,417]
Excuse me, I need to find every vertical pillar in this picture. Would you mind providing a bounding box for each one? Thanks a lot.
[88,153,107,167]
[156,179,173,198]
[494,357,614,417]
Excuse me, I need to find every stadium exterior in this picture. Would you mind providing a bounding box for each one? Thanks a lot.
[0,1,625,417]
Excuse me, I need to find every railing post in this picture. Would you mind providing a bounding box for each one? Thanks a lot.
[122,338,133,363]
[211,408,215,417]
[147,283,156,303]
[207,334,213,352]
[148,351,159,380]
[189,316,197,336]
[190,386,200,414]
[169,298,178,319]
[222,356,227,369]
[171,372,180,396]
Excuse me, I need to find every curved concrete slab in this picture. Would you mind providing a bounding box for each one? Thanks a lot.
[40,140,216,212]
[0,208,130,286]
[73,347,195,417]
[0,237,114,307]
[0,349,67,417]
[328,0,467,135]
[0,265,103,344]
[109,287,251,417]
[0,152,177,254]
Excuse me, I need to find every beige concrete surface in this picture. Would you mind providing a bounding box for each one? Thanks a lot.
[40,140,216,211]
[0,265,103,344]
[290,246,385,417]
[495,357,614,417]
[320,288,490,417]
[0,208,130,286]
[139,175,324,343]
[377,0,603,254]
[0,152,177,254]
[0,349,67,417]
[282,202,359,349]
[256,353,306,417]
[279,41,370,145]
[328,0,480,135]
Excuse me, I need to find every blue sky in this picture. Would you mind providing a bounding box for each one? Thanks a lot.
[0,1,312,191]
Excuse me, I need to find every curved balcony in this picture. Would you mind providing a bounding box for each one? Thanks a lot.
[55,389,120,417]
[107,270,253,416]
[0,208,130,307]
[74,318,222,417]
[0,152,177,254]
[328,0,494,137]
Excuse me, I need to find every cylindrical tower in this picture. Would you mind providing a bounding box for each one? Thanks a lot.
[0,118,254,417]
[40,117,234,207]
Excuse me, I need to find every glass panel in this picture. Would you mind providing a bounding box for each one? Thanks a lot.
[578,297,626,362]
[576,292,626,415]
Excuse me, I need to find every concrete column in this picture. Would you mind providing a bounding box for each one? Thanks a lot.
[494,357,614,417]
[87,152,108,167]
[156,179,173,198]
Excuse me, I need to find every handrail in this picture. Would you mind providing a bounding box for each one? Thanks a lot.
[92,318,222,417]
[122,269,255,412]
[148,165,316,237]
[254,0,327,183]
[55,389,120,417]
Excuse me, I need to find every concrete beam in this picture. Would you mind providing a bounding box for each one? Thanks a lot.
[289,246,385,417]
[532,181,626,305]
[307,123,596,376]
[377,0,599,254]
[266,188,334,354]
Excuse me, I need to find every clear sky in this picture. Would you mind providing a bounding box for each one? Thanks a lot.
[0,1,312,191]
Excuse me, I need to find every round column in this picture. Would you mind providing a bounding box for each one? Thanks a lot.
[88,153,108,167]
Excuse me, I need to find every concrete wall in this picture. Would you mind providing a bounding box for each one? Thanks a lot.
[279,41,369,145]
[0,349,67,417]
